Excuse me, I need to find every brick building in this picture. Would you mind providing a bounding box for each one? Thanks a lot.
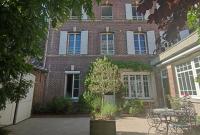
[42,0,191,107]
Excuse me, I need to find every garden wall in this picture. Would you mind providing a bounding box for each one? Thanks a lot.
[0,74,35,126]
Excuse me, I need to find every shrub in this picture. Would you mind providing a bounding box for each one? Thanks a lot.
[78,91,100,113]
[84,57,122,120]
[47,97,72,114]
[123,99,144,116]
[100,102,117,120]
[168,96,182,110]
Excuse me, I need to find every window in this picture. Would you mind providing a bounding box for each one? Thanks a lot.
[66,74,80,99]
[132,5,144,20]
[194,56,200,87]
[101,33,114,55]
[123,73,151,98]
[70,10,79,19]
[67,33,81,55]
[176,62,197,96]
[134,33,147,54]
[101,5,112,19]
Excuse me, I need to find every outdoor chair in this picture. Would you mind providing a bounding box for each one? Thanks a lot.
[169,99,197,135]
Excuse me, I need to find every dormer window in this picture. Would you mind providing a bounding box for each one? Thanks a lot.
[70,10,79,20]
[101,5,113,19]
[132,5,144,20]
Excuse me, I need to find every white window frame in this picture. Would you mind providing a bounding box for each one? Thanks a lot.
[101,5,113,19]
[121,72,152,99]
[100,33,115,55]
[134,33,148,54]
[175,56,200,99]
[64,71,80,100]
[67,32,81,55]
[132,5,144,20]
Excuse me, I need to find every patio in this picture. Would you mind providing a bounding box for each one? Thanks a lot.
[6,117,152,135]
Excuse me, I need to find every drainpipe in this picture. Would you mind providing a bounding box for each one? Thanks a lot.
[43,19,51,68]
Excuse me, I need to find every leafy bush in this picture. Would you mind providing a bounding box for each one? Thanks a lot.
[84,57,122,120]
[47,97,72,114]
[168,96,182,110]
[123,99,144,116]
[78,91,100,113]
[100,102,117,120]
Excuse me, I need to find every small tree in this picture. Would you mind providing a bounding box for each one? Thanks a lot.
[85,57,122,119]
[85,57,121,97]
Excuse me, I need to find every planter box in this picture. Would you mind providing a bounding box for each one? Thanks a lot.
[90,120,116,135]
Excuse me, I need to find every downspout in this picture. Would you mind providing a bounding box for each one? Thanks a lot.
[43,19,51,68]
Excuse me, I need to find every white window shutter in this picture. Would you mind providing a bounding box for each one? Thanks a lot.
[144,10,150,20]
[125,4,132,20]
[147,31,156,54]
[80,31,88,54]
[126,31,135,54]
[82,7,88,20]
[179,30,189,40]
[59,31,67,55]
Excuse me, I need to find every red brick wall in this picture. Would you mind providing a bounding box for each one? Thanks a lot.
[44,0,159,102]
[166,65,176,97]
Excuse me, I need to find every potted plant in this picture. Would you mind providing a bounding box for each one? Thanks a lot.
[85,57,122,135]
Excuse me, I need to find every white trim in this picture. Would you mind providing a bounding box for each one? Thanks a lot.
[175,57,200,98]
[65,71,80,74]
[64,73,80,100]
[122,72,152,99]
[67,32,81,55]
[192,58,200,97]
[100,33,115,55]
[158,45,200,66]
[134,33,148,54]
[132,5,144,20]
[101,5,113,19]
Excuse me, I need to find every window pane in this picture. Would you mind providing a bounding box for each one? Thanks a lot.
[176,62,197,96]
[75,34,81,54]
[134,35,140,54]
[130,76,136,97]
[136,75,142,97]
[73,89,79,97]
[102,6,112,17]
[101,33,114,55]
[143,75,149,97]
[132,6,137,16]
[123,75,129,97]
[134,34,146,54]
[68,34,75,54]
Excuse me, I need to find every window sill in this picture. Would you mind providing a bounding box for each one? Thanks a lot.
[124,97,154,101]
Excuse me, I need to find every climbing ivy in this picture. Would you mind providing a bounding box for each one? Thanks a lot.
[111,60,152,71]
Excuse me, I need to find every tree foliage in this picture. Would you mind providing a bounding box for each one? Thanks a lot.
[85,57,122,95]
[0,0,100,110]
[138,0,200,42]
